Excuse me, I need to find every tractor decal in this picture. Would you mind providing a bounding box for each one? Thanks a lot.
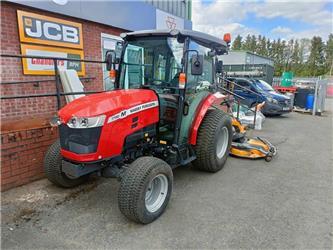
[107,101,159,123]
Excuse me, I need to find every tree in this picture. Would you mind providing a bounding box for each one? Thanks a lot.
[297,38,311,76]
[255,35,262,54]
[291,40,300,65]
[266,38,272,57]
[290,39,302,75]
[231,33,328,77]
[249,35,257,52]
[285,39,294,71]
[273,39,282,75]
[231,35,242,50]
[307,36,325,76]
[325,34,333,75]
[299,38,311,63]
[242,34,252,51]
[281,40,288,71]
[258,36,267,56]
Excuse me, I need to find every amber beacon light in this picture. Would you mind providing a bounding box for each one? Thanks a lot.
[223,33,231,44]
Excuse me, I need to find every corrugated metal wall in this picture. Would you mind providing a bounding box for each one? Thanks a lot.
[145,0,191,20]
[221,52,247,64]
[221,51,274,66]
[246,53,274,66]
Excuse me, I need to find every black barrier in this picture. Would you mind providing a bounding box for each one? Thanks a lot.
[0,54,106,109]
[218,75,262,128]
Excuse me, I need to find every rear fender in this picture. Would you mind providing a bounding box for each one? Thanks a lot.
[189,92,226,145]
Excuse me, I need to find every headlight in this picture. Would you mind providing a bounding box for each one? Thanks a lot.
[67,115,106,128]
[267,97,278,104]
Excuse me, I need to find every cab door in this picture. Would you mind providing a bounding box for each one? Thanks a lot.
[179,39,214,145]
[123,45,145,89]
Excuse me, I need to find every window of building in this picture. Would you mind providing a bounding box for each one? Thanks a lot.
[101,33,122,90]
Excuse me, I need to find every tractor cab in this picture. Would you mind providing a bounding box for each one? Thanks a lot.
[107,30,229,161]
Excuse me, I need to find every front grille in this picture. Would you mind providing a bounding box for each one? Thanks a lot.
[59,124,102,154]
[278,99,290,107]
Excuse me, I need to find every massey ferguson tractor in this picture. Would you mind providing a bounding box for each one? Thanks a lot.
[45,29,233,224]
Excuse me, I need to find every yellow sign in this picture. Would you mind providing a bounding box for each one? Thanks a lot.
[17,10,83,49]
[20,44,85,76]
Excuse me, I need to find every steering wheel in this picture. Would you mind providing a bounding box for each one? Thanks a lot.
[151,79,165,84]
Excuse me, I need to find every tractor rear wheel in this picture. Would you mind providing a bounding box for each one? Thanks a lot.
[44,140,89,188]
[118,157,173,224]
[193,109,232,172]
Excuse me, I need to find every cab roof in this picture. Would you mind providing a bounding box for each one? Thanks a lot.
[121,29,228,54]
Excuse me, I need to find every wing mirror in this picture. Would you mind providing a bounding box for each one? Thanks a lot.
[191,54,203,75]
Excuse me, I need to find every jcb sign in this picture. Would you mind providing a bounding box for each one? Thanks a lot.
[17,10,83,49]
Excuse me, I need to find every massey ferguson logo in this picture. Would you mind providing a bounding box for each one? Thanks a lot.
[166,16,177,29]
[108,101,158,124]
[17,10,83,49]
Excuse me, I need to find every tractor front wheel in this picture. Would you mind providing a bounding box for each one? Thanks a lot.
[193,109,232,172]
[44,140,89,188]
[118,157,173,224]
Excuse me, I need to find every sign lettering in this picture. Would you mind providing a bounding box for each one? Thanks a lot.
[17,10,83,49]
[20,44,85,76]
[107,101,159,124]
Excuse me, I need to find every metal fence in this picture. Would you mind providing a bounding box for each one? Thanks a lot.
[312,78,330,115]
[272,77,323,87]
[223,64,275,85]
[0,54,106,110]
[273,76,331,114]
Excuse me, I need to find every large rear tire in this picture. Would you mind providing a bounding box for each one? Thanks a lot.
[44,140,89,188]
[193,109,232,172]
[118,157,173,224]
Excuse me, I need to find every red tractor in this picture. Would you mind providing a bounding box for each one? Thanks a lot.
[45,29,232,224]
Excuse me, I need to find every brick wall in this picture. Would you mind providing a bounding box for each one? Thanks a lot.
[0,2,126,191]
[1,127,58,191]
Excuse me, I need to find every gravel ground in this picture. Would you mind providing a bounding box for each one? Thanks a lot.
[2,101,333,249]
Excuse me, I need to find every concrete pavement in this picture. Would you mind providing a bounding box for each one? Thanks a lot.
[2,101,333,249]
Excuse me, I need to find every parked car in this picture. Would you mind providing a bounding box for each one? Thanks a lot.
[228,77,292,116]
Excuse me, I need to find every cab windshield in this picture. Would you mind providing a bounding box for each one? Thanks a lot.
[119,37,184,90]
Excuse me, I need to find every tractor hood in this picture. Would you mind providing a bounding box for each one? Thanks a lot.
[58,89,158,123]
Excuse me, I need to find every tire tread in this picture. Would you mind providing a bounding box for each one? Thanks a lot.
[193,109,232,172]
[118,157,173,223]
[44,140,88,188]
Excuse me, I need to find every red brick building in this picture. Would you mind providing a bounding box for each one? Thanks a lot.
[0,2,125,190]
[0,0,192,191]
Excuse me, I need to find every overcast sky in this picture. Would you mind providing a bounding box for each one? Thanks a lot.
[192,0,333,41]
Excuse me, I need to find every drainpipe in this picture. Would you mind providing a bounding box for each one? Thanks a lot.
[188,0,192,20]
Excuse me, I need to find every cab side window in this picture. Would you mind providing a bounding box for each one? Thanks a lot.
[186,40,213,94]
